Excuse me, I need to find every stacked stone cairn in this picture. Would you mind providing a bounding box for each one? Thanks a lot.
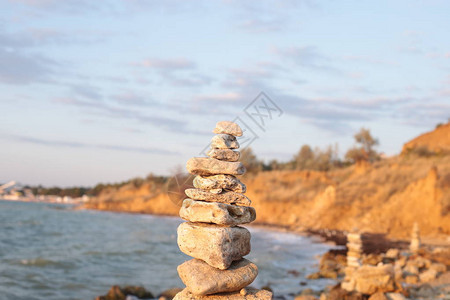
[342,231,363,291]
[410,222,421,253]
[346,232,362,268]
[174,121,273,300]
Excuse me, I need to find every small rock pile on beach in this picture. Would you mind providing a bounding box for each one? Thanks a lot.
[346,232,363,268]
[304,227,450,300]
[174,121,272,300]
[409,222,420,254]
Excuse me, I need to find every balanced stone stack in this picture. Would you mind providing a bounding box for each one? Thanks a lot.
[409,222,421,253]
[342,231,363,291]
[346,232,362,268]
[174,121,272,300]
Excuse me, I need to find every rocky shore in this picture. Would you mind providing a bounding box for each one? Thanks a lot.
[88,123,450,300]
[94,231,449,300]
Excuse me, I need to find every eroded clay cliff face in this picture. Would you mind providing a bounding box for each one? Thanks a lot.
[84,155,450,239]
[248,156,450,238]
[85,124,450,239]
[85,183,179,216]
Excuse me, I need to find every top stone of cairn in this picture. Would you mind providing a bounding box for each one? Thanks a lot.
[213,121,243,137]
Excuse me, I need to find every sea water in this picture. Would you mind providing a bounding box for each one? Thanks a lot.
[0,200,335,300]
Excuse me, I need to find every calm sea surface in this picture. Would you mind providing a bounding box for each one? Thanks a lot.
[0,200,334,300]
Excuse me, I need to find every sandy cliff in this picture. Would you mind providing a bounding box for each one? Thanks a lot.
[402,122,450,154]
[85,125,450,239]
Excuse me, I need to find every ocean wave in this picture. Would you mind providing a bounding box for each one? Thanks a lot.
[18,257,75,269]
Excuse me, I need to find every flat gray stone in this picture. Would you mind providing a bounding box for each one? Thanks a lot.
[193,175,246,193]
[177,258,258,295]
[185,188,250,206]
[207,148,240,162]
[179,199,256,225]
[211,134,239,149]
[177,222,251,270]
[213,121,243,137]
[186,158,245,176]
[173,288,272,300]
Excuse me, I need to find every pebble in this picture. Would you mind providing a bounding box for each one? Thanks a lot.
[207,148,240,162]
[213,121,243,137]
[211,134,239,149]
[179,199,256,226]
[185,188,250,206]
[193,175,246,193]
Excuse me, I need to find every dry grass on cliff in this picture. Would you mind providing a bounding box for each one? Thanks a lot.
[246,154,450,238]
[85,154,450,238]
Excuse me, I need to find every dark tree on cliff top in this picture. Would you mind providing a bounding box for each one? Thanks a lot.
[345,127,379,163]
[240,147,263,174]
[294,144,314,170]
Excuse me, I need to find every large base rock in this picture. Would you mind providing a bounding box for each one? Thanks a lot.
[178,259,258,295]
[179,199,256,226]
[173,288,272,300]
[177,222,251,270]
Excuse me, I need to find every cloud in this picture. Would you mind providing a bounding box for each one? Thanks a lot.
[160,72,213,87]
[4,134,179,155]
[398,30,425,55]
[194,92,242,103]
[132,57,213,87]
[0,27,106,49]
[0,48,55,84]
[399,45,423,54]
[8,0,105,14]
[238,18,286,33]
[54,97,187,133]
[133,58,196,71]
[220,61,290,90]
[264,92,419,134]
[397,100,450,127]
[71,84,103,100]
[0,28,104,85]
[110,91,153,106]
[341,55,398,66]
[273,46,341,74]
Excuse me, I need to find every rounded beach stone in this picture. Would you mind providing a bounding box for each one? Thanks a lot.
[177,222,251,270]
[211,134,239,149]
[347,242,362,250]
[173,287,272,300]
[177,258,258,295]
[193,175,246,193]
[213,121,243,137]
[207,148,240,162]
[186,157,245,176]
[179,199,256,226]
[347,233,362,242]
[185,188,250,206]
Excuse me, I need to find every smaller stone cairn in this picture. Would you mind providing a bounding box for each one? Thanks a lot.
[409,222,421,253]
[174,121,273,300]
[342,231,363,291]
[346,231,362,268]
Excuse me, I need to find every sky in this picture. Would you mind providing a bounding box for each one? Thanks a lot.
[1,0,449,187]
